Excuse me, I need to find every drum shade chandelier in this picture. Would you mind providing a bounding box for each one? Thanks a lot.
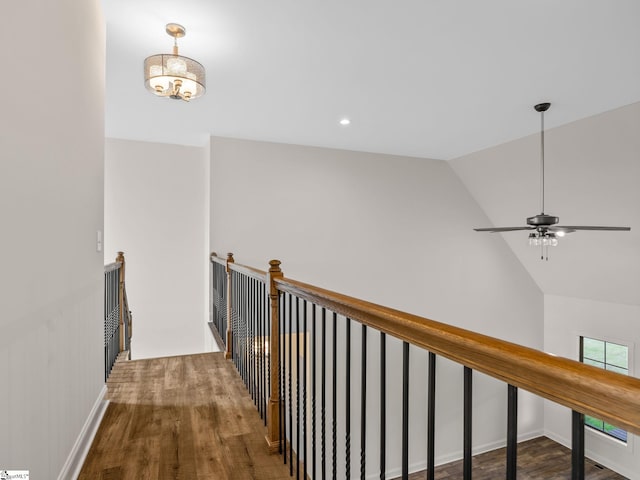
[144,23,206,101]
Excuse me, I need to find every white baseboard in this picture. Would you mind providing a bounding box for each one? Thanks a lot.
[545,429,636,480]
[367,429,544,479]
[58,385,109,480]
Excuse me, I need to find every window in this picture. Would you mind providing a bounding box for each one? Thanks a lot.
[580,336,629,443]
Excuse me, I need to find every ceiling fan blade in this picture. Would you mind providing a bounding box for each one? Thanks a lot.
[474,226,534,232]
[556,225,631,231]
[548,226,576,234]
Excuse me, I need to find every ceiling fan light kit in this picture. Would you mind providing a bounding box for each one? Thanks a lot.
[474,102,630,260]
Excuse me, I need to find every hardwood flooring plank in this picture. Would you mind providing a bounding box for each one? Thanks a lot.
[79,352,290,480]
[403,436,627,480]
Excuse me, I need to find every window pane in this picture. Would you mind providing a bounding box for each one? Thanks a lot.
[581,337,629,444]
[604,424,628,442]
[606,342,628,370]
[583,358,605,369]
[606,364,628,375]
[583,338,605,362]
[585,415,604,431]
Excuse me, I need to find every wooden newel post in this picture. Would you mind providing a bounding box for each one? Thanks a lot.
[266,259,283,451]
[116,251,126,352]
[225,253,235,360]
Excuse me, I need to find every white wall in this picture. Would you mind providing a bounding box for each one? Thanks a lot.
[0,1,105,477]
[210,136,543,476]
[105,139,210,359]
[544,295,640,479]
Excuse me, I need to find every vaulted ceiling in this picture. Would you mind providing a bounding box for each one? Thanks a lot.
[103,1,640,305]
[103,0,640,160]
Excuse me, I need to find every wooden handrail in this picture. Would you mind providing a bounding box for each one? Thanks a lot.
[211,252,267,281]
[274,275,640,436]
[104,261,122,273]
[229,262,267,282]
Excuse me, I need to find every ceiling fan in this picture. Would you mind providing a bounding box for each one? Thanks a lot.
[474,102,630,260]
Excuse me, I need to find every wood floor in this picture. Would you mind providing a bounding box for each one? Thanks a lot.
[405,436,627,480]
[78,352,291,480]
[81,352,627,480]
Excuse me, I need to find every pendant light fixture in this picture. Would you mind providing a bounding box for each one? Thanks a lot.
[144,23,206,101]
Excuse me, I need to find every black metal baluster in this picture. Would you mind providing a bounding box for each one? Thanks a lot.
[280,292,285,460]
[236,272,240,372]
[232,272,237,368]
[321,308,327,479]
[506,385,518,480]
[234,272,239,370]
[244,275,248,388]
[572,410,585,480]
[246,277,250,393]
[223,269,227,350]
[254,282,264,418]
[252,279,257,405]
[332,311,337,480]
[250,278,254,401]
[402,342,409,480]
[427,352,436,480]
[240,274,244,381]
[254,280,258,408]
[243,275,246,385]
[296,297,300,480]
[360,324,367,480]
[213,264,216,330]
[346,317,351,480]
[303,300,308,480]
[380,332,386,480]
[312,304,317,480]
[264,284,270,424]
[221,264,225,336]
[261,282,266,423]
[251,280,262,412]
[464,367,472,480]
[289,293,293,475]
[258,282,262,416]
[216,265,221,342]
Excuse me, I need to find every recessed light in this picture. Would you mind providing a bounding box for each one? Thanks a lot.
[339,118,351,126]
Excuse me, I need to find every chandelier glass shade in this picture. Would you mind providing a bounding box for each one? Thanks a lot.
[144,24,206,101]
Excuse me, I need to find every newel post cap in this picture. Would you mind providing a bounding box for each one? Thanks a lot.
[269,259,282,274]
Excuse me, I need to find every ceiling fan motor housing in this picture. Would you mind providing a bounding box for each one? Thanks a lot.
[527,214,559,226]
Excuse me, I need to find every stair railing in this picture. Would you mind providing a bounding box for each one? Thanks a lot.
[210,251,640,480]
[104,251,133,380]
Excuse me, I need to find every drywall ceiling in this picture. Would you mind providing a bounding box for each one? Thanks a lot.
[103,0,640,160]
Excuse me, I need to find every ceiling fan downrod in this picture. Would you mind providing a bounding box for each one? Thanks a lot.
[534,102,551,215]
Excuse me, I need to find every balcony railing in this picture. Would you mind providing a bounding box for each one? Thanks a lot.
[104,251,132,380]
[210,251,640,480]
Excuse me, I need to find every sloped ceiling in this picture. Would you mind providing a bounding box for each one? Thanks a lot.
[450,103,640,306]
[103,0,640,160]
[102,1,640,303]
